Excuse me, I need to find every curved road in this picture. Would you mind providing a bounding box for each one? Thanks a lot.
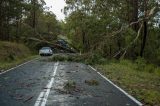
[0,57,142,106]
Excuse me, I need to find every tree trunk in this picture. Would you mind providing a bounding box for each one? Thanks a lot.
[0,0,3,40]
[140,21,147,57]
[31,0,36,35]
[129,0,139,32]
[140,0,148,57]
[16,20,19,41]
[82,31,86,51]
[109,45,112,58]
[6,17,10,41]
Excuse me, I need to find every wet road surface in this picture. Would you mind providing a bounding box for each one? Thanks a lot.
[0,57,142,106]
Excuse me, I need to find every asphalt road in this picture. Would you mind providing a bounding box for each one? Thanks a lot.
[0,57,142,106]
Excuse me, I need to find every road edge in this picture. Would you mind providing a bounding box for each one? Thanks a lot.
[89,65,143,106]
[0,57,39,75]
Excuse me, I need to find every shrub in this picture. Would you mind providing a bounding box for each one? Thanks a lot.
[155,68,160,76]
[135,57,147,71]
[144,64,156,73]
[0,41,31,62]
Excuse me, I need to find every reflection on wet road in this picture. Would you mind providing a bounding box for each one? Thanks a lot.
[0,57,142,106]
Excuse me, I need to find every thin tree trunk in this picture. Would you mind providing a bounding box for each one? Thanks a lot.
[0,2,2,40]
[140,0,148,57]
[109,45,112,58]
[6,17,10,41]
[31,0,36,35]
[129,0,139,32]
[82,31,86,51]
[0,0,3,40]
[16,19,19,41]
[140,21,147,57]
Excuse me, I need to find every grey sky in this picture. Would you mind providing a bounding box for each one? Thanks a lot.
[44,0,66,20]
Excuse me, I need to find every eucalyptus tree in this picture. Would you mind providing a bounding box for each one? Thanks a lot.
[0,0,25,40]
[64,0,160,60]
[64,0,128,54]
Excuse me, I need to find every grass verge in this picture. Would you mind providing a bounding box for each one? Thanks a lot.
[96,60,160,106]
[0,41,38,72]
[0,55,38,73]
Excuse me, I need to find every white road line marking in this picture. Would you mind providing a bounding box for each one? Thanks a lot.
[34,91,45,106]
[0,58,38,75]
[34,62,59,106]
[89,65,143,106]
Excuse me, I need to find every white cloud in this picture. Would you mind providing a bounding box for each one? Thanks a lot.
[44,0,66,20]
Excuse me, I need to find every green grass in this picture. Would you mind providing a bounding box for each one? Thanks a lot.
[96,60,160,106]
[0,41,37,72]
[0,55,38,72]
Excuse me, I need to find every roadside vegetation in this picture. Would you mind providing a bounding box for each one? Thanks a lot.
[0,0,160,106]
[50,54,106,65]
[0,41,36,72]
[0,0,61,71]
[97,59,160,106]
[51,54,160,106]
[62,1,160,105]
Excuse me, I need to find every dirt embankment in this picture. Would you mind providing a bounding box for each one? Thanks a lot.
[0,41,31,62]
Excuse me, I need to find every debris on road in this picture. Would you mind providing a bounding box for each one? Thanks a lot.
[23,95,34,103]
[84,79,99,86]
[64,81,76,91]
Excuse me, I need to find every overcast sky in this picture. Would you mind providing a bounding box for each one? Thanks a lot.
[44,0,66,20]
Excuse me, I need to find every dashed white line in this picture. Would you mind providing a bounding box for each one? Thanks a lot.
[34,62,59,106]
[34,91,45,106]
[89,65,143,106]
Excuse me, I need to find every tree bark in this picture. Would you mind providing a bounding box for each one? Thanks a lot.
[140,21,147,57]
[129,0,139,32]
[31,0,36,35]
[140,0,148,57]
[0,0,3,40]
[109,45,112,58]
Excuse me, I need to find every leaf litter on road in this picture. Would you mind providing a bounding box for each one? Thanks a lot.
[84,79,99,86]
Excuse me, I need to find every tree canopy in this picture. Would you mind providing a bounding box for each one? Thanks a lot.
[63,0,160,64]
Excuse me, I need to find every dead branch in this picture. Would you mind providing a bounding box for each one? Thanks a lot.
[112,7,157,58]
[110,7,156,37]
[119,23,143,58]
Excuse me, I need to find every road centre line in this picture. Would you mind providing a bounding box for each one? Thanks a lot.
[34,62,59,106]
[89,65,143,106]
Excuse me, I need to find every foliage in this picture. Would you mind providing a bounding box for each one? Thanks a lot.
[0,41,31,62]
[51,53,107,65]
[97,60,160,106]
[0,0,61,50]
[84,79,99,86]
[63,0,160,64]
[64,81,76,90]
[0,41,35,71]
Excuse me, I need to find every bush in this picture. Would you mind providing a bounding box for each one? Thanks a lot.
[0,41,31,62]
[144,64,156,73]
[155,68,160,76]
[135,57,147,71]
[120,59,133,66]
